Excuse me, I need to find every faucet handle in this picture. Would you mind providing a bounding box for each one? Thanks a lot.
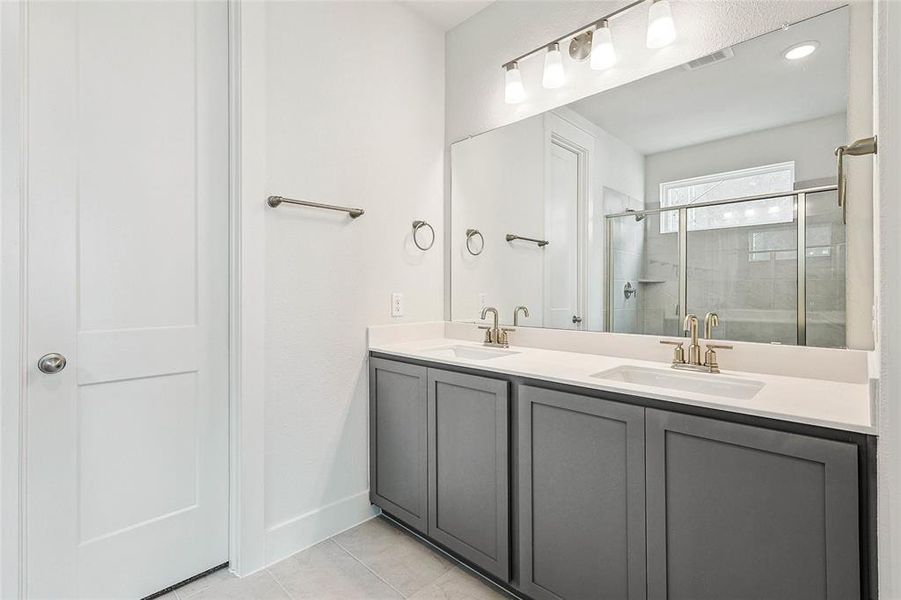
[706,343,733,350]
[703,343,732,373]
[660,340,686,364]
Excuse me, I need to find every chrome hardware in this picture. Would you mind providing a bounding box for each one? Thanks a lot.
[37,353,67,374]
[514,305,530,326]
[267,195,364,218]
[572,315,583,325]
[623,282,636,300]
[412,220,435,251]
[480,306,512,348]
[505,234,549,247]
[835,135,877,224]
[465,228,484,256]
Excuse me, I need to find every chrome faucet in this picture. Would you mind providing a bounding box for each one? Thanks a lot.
[660,312,732,373]
[513,305,530,326]
[480,306,514,348]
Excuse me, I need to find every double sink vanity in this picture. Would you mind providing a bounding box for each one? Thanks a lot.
[376,9,879,596]
[367,321,876,600]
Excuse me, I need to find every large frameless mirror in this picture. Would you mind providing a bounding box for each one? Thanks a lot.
[451,6,872,349]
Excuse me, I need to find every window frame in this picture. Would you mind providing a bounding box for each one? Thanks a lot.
[658,161,796,234]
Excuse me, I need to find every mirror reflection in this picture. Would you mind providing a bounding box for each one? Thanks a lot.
[451,7,866,349]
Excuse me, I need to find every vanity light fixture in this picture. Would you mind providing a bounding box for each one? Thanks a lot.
[542,43,565,89]
[783,41,819,60]
[646,0,677,49]
[500,0,678,102]
[590,20,616,70]
[504,62,525,104]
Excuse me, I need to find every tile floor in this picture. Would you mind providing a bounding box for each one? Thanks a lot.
[160,516,512,600]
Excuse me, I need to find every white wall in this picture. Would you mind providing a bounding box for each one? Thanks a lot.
[644,113,847,204]
[240,0,445,569]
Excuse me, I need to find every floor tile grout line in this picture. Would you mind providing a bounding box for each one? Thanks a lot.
[331,536,417,598]
[263,567,296,600]
[378,515,523,600]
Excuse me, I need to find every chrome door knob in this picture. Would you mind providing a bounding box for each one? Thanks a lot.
[37,353,67,374]
[572,315,583,324]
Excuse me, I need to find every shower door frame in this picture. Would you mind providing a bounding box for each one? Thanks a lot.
[604,184,838,345]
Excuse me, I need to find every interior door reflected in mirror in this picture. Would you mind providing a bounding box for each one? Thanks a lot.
[451,6,873,350]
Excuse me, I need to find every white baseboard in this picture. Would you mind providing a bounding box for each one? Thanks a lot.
[264,490,379,567]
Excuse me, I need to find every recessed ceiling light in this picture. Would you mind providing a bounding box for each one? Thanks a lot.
[784,41,819,60]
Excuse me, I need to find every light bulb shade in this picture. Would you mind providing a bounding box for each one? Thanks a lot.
[504,63,525,104]
[590,21,616,70]
[646,0,676,49]
[542,43,565,89]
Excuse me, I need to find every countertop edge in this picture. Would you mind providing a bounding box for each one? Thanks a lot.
[369,344,876,436]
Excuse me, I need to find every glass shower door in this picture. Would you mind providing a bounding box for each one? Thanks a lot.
[685,196,798,344]
[803,189,846,348]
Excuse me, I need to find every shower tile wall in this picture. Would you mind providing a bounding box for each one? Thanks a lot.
[633,195,846,348]
[805,190,846,348]
[640,211,680,337]
[684,209,799,345]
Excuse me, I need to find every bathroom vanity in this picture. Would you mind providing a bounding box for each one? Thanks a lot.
[367,326,876,600]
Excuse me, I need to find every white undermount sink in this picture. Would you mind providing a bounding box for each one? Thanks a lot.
[421,345,520,361]
[592,365,764,400]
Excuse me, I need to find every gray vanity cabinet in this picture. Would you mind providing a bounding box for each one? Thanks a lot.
[518,386,647,600]
[427,369,510,581]
[369,358,429,535]
[645,408,860,600]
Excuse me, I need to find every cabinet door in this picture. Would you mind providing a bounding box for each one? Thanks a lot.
[369,358,428,534]
[427,369,510,580]
[519,386,647,600]
[646,409,860,600]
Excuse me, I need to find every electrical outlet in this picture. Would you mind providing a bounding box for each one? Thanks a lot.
[391,293,404,317]
[478,293,488,310]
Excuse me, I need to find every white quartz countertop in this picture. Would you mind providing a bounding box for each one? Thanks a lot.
[369,337,876,435]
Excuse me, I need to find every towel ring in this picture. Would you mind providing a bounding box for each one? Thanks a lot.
[465,228,484,256]
[412,220,435,251]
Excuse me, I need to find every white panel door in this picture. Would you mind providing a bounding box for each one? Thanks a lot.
[25,2,229,598]
[544,141,582,329]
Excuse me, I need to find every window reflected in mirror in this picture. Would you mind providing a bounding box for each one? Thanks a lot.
[451,6,870,350]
